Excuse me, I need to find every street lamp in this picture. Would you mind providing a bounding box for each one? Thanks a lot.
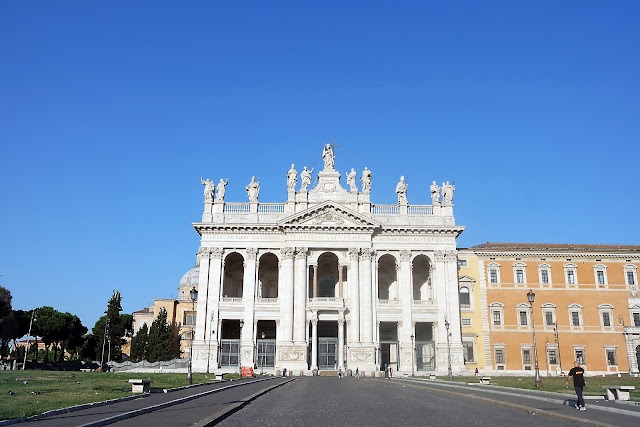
[187,286,198,385]
[260,332,266,375]
[444,317,453,380]
[22,311,35,370]
[527,289,542,387]
[206,312,215,374]
[410,334,415,377]
[239,320,244,376]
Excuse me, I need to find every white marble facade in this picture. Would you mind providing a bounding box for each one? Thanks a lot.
[192,146,465,375]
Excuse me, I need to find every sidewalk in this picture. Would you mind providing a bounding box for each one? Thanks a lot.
[396,377,640,427]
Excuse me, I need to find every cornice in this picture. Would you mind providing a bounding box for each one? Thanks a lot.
[473,250,640,260]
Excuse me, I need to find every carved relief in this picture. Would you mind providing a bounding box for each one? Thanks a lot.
[282,350,305,361]
[197,247,211,258]
[311,208,346,225]
[348,248,360,260]
[245,248,258,260]
[295,247,309,259]
[350,351,373,362]
[360,250,373,261]
[211,248,224,259]
[243,350,252,361]
[434,251,446,262]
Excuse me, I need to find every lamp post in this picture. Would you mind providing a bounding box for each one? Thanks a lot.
[22,311,35,370]
[260,332,265,375]
[187,286,198,385]
[410,334,415,377]
[444,317,453,380]
[553,321,562,374]
[527,289,542,387]
[206,312,215,374]
[239,320,244,376]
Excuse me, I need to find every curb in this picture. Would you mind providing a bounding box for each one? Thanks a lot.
[193,378,294,426]
[76,377,279,427]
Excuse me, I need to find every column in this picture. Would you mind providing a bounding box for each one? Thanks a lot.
[313,264,318,298]
[194,247,210,342]
[399,250,413,344]
[205,249,223,338]
[445,250,464,372]
[338,265,344,298]
[338,318,345,368]
[348,248,360,344]
[280,247,295,343]
[311,317,318,370]
[241,249,258,367]
[361,250,373,344]
[293,247,308,344]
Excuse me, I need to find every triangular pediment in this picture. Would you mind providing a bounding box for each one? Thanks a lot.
[278,201,380,229]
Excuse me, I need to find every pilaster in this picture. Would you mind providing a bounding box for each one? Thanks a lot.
[348,248,360,344]
[241,248,258,368]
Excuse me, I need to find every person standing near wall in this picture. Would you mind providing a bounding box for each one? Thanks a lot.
[566,361,586,411]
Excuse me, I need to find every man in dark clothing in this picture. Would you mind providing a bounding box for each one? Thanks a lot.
[566,361,586,411]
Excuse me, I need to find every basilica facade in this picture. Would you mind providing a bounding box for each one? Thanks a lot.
[190,146,465,375]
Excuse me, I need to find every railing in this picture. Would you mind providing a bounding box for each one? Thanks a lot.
[224,203,250,213]
[407,205,433,216]
[311,297,342,302]
[377,299,400,304]
[220,297,243,303]
[257,297,279,303]
[413,299,434,305]
[257,203,285,214]
[372,204,399,215]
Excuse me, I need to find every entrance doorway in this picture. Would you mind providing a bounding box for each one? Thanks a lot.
[256,320,276,369]
[415,322,435,371]
[219,319,240,367]
[317,321,338,369]
[379,322,399,371]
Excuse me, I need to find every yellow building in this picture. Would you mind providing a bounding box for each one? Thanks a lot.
[465,243,640,375]
[131,265,200,359]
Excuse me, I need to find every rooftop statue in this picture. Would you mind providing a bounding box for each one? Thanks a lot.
[201,178,215,203]
[246,176,260,202]
[287,164,298,191]
[430,181,441,206]
[322,144,335,170]
[361,167,372,194]
[345,168,357,192]
[215,179,228,202]
[396,175,408,205]
[442,181,455,206]
[300,166,314,192]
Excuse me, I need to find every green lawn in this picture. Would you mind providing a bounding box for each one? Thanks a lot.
[0,371,233,420]
[425,374,640,400]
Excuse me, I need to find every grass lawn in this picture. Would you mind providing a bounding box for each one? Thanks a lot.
[425,374,640,401]
[0,370,236,420]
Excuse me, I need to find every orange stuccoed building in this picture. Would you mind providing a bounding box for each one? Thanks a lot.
[459,243,640,375]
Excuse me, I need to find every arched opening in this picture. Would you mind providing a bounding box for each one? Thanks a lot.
[378,255,398,300]
[636,345,640,370]
[258,253,279,298]
[316,253,339,297]
[459,287,470,306]
[222,252,244,298]
[412,255,431,301]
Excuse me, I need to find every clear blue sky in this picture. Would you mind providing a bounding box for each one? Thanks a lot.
[1,1,638,330]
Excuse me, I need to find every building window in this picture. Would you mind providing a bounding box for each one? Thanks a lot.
[541,270,549,284]
[495,348,505,364]
[541,303,556,327]
[568,304,583,328]
[513,263,527,284]
[593,264,608,287]
[598,304,614,328]
[522,348,531,364]
[462,341,475,363]
[606,349,617,365]
[458,259,468,268]
[571,311,580,326]
[623,264,637,286]
[548,349,558,365]
[519,311,528,326]
[516,270,524,283]
[461,318,472,326]
[564,263,578,285]
[487,263,501,284]
[633,312,640,327]
[567,271,575,284]
[574,349,585,365]
[545,311,554,326]
[184,311,196,326]
[597,271,605,284]
[459,287,470,306]
[493,311,501,325]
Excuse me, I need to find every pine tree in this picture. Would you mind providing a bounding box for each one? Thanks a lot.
[130,323,149,362]
[147,308,174,362]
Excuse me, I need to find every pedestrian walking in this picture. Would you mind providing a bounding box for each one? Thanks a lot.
[338,367,343,379]
[566,361,586,411]
[475,368,479,376]
[355,368,360,379]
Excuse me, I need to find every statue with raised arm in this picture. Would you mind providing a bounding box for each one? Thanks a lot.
[361,167,372,194]
[287,164,298,191]
[322,144,335,170]
[201,178,215,203]
[246,176,260,202]
[441,181,455,206]
[215,179,228,202]
[300,166,314,192]
[396,175,408,205]
[345,168,357,192]
[430,181,441,206]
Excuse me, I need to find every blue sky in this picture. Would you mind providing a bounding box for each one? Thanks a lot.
[1,1,638,330]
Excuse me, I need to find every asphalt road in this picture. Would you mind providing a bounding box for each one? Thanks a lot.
[217,377,577,427]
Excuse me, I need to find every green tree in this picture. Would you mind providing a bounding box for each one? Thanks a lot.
[0,286,11,323]
[147,308,174,362]
[92,291,133,362]
[32,306,66,363]
[130,323,149,362]
[64,315,87,360]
